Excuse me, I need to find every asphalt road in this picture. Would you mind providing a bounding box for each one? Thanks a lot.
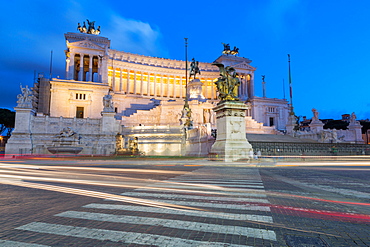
[0,157,369,246]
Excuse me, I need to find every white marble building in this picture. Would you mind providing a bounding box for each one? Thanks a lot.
[52,31,289,129]
[6,27,290,156]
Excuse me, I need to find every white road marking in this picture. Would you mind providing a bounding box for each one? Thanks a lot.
[137,199,271,211]
[56,211,276,241]
[170,180,264,185]
[136,187,267,196]
[122,192,269,201]
[151,183,265,189]
[17,222,251,247]
[83,203,273,223]
[0,240,50,247]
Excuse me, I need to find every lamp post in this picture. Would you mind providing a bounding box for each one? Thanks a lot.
[180,38,192,129]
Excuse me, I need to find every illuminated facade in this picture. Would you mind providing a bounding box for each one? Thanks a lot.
[49,31,288,130]
[6,30,290,156]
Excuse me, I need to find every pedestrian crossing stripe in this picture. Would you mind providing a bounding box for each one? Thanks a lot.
[148,183,265,189]
[136,187,267,196]
[122,192,269,200]
[167,178,263,185]
[131,198,272,211]
[56,210,277,241]
[83,203,274,223]
[0,240,50,247]
[17,222,252,247]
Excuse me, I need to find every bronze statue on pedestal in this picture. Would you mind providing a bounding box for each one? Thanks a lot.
[212,63,240,101]
[189,58,201,79]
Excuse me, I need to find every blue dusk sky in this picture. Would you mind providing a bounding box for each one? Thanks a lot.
[1,0,370,120]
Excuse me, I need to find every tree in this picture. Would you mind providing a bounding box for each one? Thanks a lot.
[323,120,348,130]
[0,108,15,137]
[360,120,370,134]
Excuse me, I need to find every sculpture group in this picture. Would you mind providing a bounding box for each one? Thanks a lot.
[222,43,239,56]
[78,20,101,35]
[212,63,240,101]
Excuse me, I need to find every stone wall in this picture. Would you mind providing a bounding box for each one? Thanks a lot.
[186,124,215,157]
[121,125,185,156]
[251,141,370,156]
[6,112,118,156]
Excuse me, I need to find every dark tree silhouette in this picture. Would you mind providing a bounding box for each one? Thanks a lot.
[0,108,15,137]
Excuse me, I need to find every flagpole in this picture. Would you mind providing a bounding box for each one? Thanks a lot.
[288,54,294,115]
[49,50,53,79]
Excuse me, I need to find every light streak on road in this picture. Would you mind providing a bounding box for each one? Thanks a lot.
[0,166,238,195]
[0,162,187,174]
[0,179,203,212]
[269,204,370,223]
[268,191,370,206]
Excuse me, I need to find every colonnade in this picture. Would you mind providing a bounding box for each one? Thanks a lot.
[66,53,100,82]
[238,73,253,100]
[65,52,254,101]
[108,67,218,100]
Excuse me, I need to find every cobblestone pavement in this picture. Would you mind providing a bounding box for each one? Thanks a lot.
[0,158,369,246]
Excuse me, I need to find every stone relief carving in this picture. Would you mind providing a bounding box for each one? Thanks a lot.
[230,121,241,133]
[55,127,77,138]
[203,109,211,123]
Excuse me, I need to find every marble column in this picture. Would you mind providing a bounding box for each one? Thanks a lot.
[112,67,116,91]
[126,70,130,94]
[133,71,137,94]
[179,77,183,99]
[167,76,170,98]
[141,73,144,96]
[153,74,157,96]
[147,74,150,96]
[78,53,84,81]
[88,55,93,82]
[119,69,123,92]
[173,77,176,98]
[211,82,215,99]
[98,56,102,83]
[248,74,254,98]
[160,75,164,97]
[206,79,210,99]
[66,53,73,80]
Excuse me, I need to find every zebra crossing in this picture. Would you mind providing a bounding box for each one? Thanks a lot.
[5,167,278,246]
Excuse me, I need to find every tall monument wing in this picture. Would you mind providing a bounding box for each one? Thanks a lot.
[233,62,256,71]
[213,55,252,67]
[68,40,105,51]
[65,32,111,49]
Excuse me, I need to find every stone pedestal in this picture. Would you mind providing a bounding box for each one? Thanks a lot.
[286,114,297,135]
[348,122,364,144]
[101,111,118,134]
[210,101,253,162]
[98,111,119,155]
[5,107,35,155]
[188,79,206,102]
[309,120,324,133]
